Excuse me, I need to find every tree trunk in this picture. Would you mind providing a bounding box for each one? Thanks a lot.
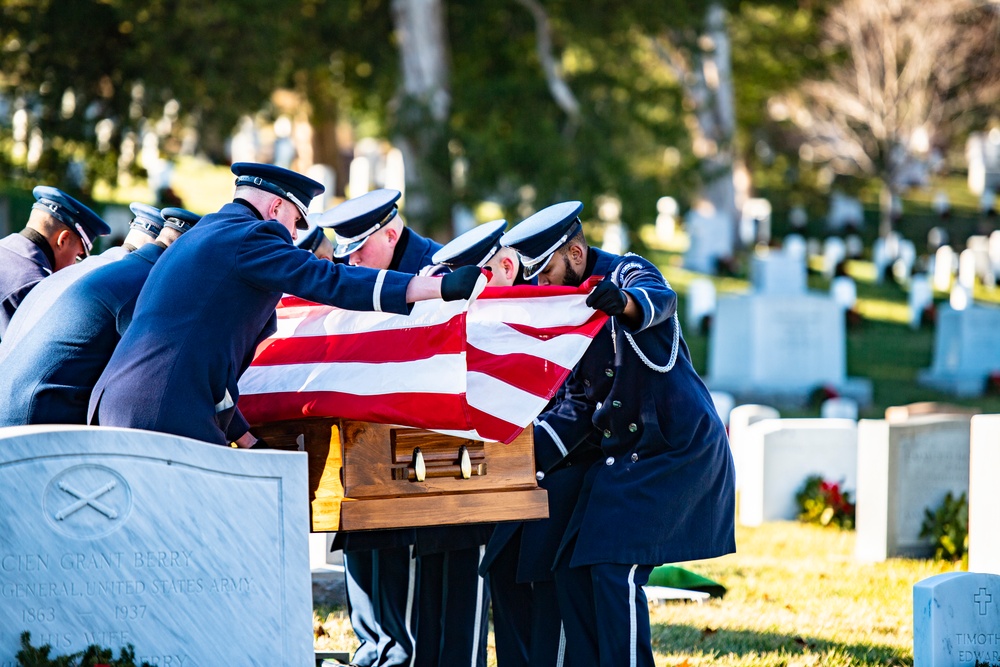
[389,0,452,235]
[693,3,738,248]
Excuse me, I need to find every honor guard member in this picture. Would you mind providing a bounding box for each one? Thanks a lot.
[477,208,602,667]
[89,164,480,449]
[295,224,336,261]
[427,218,523,287]
[0,208,199,427]
[405,219,516,667]
[0,203,166,353]
[501,202,736,667]
[326,188,441,274]
[314,188,443,667]
[0,186,111,339]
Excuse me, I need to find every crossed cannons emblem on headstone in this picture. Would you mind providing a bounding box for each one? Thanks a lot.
[54,480,119,521]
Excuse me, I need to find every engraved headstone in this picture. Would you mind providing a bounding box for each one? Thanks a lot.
[706,294,871,404]
[845,234,864,259]
[821,397,858,420]
[739,419,858,526]
[0,426,312,665]
[751,252,806,295]
[855,415,971,561]
[710,391,735,427]
[822,237,846,279]
[655,196,679,244]
[685,207,733,274]
[959,249,978,291]
[934,246,957,293]
[827,192,864,231]
[830,276,857,311]
[727,404,780,492]
[306,164,337,214]
[909,275,933,329]
[929,227,949,254]
[914,572,1000,667]
[782,234,807,261]
[968,415,1000,575]
[740,198,772,246]
[919,305,1000,395]
[686,278,716,330]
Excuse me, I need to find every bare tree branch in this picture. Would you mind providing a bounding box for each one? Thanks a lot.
[514,0,580,124]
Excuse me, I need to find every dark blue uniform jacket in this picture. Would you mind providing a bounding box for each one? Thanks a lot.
[0,244,165,426]
[543,248,735,567]
[89,202,414,446]
[0,233,52,339]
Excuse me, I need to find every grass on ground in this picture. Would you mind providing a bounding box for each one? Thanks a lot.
[314,522,957,666]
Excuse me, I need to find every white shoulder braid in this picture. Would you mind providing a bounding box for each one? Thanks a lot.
[610,253,680,374]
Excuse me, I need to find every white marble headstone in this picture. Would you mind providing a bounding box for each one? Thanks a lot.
[821,397,858,420]
[830,277,857,311]
[710,391,735,427]
[920,305,1000,395]
[684,210,733,274]
[822,237,846,279]
[686,278,716,330]
[739,419,857,526]
[935,246,957,293]
[727,404,780,492]
[750,253,806,295]
[959,249,978,291]
[0,426,313,665]
[707,294,846,393]
[827,192,864,231]
[968,415,1000,575]
[782,234,807,261]
[909,276,933,329]
[914,572,1000,667]
[855,416,971,561]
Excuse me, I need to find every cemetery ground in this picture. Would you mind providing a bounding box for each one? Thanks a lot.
[314,522,956,666]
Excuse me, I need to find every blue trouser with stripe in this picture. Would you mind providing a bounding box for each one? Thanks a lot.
[344,547,417,667]
[554,559,655,667]
[413,545,490,667]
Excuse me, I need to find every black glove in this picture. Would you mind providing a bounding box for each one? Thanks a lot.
[441,265,483,301]
[586,279,628,316]
[250,437,272,450]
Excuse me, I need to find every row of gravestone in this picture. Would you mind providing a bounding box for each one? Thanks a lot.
[728,405,1000,667]
[686,240,1000,402]
[727,405,999,572]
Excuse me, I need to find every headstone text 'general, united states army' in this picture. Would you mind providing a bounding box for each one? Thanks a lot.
[0,425,313,666]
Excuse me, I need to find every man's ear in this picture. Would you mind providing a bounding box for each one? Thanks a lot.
[568,241,585,265]
[271,197,286,220]
[501,256,516,280]
[54,228,73,249]
[384,226,399,246]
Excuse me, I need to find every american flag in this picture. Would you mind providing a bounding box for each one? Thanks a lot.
[237,278,607,443]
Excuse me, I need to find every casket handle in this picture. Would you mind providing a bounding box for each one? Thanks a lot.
[413,448,427,482]
[459,445,472,479]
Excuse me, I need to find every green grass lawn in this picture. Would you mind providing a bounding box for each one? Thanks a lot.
[314,522,957,666]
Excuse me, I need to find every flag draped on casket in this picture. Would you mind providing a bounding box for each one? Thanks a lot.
[237,279,607,444]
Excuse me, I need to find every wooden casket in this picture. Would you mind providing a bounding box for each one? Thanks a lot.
[253,418,548,532]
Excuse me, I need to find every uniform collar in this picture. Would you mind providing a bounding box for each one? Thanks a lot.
[388,226,411,272]
[233,198,265,221]
[19,228,56,270]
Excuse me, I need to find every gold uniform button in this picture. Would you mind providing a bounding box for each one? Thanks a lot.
[605,457,614,466]
[628,423,638,432]
[631,453,639,462]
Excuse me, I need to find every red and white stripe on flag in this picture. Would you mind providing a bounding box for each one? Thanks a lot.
[238,278,606,443]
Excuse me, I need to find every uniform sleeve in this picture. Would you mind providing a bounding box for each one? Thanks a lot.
[532,375,599,473]
[617,257,678,334]
[235,222,413,314]
[226,407,250,442]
